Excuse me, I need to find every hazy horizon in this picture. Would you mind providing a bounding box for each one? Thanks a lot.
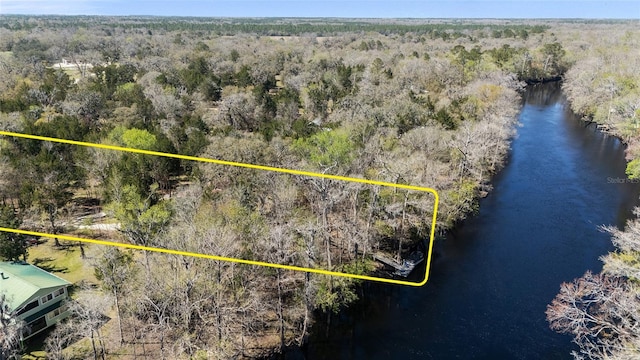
[1,1,638,19]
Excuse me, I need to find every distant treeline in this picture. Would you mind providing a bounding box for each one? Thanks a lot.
[0,15,549,38]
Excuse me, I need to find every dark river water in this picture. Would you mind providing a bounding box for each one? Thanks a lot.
[288,83,640,359]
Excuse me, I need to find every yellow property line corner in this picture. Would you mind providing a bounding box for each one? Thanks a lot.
[0,130,439,286]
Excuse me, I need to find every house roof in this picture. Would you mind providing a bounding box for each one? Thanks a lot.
[0,261,71,311]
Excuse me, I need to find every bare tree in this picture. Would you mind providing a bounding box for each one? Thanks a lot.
[94,247,137,345]
[546,271,640,360]
[547,211,640,359]
[60,291,110,360]
[44,320,76,360]
[215,91,259,131]
[0,293,28,360]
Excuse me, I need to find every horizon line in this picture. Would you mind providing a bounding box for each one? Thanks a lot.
[1,14,637,20]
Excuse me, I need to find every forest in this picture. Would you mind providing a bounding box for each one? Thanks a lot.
[0,15,637,359]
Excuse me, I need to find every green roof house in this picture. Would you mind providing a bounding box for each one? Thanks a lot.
[0,261,72,339]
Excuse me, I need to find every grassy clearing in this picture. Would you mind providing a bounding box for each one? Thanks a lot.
[61,68,82,81]
[27,237,99,286]
[21,350,46,360]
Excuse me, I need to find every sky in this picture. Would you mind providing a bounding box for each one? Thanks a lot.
[0,0,638,19]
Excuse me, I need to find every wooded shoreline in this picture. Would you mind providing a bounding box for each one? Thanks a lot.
[545,24,640,358]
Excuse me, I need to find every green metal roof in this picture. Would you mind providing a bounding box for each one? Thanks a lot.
[0,261,71,311]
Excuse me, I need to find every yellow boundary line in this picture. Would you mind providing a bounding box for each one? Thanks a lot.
[0,130,439,286]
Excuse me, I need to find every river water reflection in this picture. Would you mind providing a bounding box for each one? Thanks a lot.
[289,83,640,359]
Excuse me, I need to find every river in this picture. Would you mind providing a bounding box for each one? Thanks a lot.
[287,83,640,359]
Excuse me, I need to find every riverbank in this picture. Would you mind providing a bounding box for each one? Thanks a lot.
[270,82,529,357]
[284,82,640,359]
[544,29,640,356]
